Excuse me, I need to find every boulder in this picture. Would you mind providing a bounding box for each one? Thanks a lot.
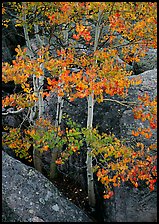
[102,69,157,222]
[103,183,157,222]
[2,151,92,222]
[120,69,157,146]
[133,49,157,75]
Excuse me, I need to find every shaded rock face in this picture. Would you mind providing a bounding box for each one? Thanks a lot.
[2,21,25,63]
[2,151,92,222]
[2,114,22,128]
[133,49,157,75]
[103,184,157,222]
[120,69,157,146]
[102,69,157,222]
[120,109,157,147]
[45,93,124,137]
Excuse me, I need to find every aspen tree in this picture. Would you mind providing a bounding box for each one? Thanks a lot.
[86,9,103,209]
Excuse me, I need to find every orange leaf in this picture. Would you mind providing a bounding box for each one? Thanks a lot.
[132,130,139,137]
[55,158,63,165]
[43,145,49,151]
[144,132,152,139]
[134,182,138,188]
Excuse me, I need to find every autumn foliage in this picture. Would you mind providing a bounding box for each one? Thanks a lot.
[2,2,157,201]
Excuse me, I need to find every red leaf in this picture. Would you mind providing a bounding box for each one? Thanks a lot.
[73,34,80,40]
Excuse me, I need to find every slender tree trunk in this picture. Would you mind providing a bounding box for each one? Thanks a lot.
[22,3,36,123]
[38,74,44,118]
[86,93,96,208]
[50,90,64,180]
[50,26,68,181]
[34,24,45,119]
[33,25,45,171]
[55,94,64,127]
[55,25,68,127]
[86,9,103,209]
[22,3,43,172]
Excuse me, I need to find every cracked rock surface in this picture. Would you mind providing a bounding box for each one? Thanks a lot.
[2,151,92,222]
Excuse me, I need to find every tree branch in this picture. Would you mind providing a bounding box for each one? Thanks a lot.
[2,108,25,116]
[102,98,137,107]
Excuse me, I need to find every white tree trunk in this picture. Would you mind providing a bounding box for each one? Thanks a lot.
[55,25,68,127]
[86,93,96,208]
[55,26,68,127]
[32,24,45,170]
[34,24,45,119]
[86,9,103,209]
[55,94,64,127]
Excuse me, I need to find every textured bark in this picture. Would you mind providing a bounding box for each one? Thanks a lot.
[33,149,42,173]
[49,148,58,181]
[86,94,96,208]
[38,75,44,118]
[55,94,64,127]
[34,24,45,119]
[86,10,103,209]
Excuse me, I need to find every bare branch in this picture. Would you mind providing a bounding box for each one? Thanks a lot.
[103,98,137,107]
[19,107,31,129]
[2,108,25,116]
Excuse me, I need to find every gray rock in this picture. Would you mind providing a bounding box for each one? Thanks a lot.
[133,49,157,75]
[102,69,157,222]
[2,151,92,222]
[2,145,17,160]
[104,184,157,222]
[127,69,157,99]
[120,69,157,146]
[2,114,22,128]
[120,109,157,146]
